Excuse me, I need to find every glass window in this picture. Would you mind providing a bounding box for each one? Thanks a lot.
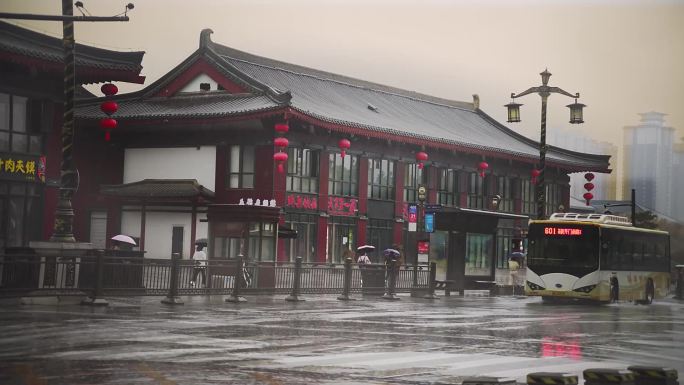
[404,163,425,203]
[0,93,43,155]
[465,233,493,276]
[467,172,487,209]
[367,219,394,261]
[368,158,395,200]
[328,153,358,197]
[496,176,513,212]
[327,216,356,263]
[287,147,319,193]
[437,168,460,207]
[545,182,562,216]
[522,179,535,215]
[285,213,317,262]
[0,182,43,247]
[227,145,255,188]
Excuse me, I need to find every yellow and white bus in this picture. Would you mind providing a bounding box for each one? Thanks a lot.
[525,213,670,304]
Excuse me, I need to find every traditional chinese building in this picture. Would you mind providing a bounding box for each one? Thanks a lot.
[73,29,610,288]
[0,21,144,251]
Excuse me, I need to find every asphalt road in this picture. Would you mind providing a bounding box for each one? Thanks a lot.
[0,293,682,384]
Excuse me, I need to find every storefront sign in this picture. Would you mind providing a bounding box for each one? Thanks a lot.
[417,240,429,263]
[408,204,417,232]
[239,198,277,207]
[286,194,318,210]
[328,196,358,216]
[0,153,46,183]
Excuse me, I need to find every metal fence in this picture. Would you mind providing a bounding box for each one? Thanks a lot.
[0,252,432,300]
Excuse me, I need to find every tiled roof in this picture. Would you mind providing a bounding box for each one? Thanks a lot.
[78,92,280,120]
[100,179,214,200]
[0,21,144,83]
[208,41,609,171]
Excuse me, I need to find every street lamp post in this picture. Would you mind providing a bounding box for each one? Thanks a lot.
[505,69,585,219]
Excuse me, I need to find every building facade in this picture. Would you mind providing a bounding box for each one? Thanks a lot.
[548,130,618,202]
[622,112,675,217]
[0,21,144,251]
[71,30,610,288]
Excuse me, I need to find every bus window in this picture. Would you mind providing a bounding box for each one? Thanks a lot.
[619,235,632,270]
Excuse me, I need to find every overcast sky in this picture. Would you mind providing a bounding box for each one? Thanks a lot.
[4,0,684,150]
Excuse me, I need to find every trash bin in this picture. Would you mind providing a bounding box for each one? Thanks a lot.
[360,264,386,295]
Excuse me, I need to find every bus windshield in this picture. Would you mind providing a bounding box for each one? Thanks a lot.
[527,223,599,270]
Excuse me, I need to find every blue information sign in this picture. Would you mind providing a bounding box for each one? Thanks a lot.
[425,213,434,233]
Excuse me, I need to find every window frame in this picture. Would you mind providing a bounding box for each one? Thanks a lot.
[227,144,255,189]
[367,158,395,200]
[328,153,358,197]
[286,147,319,194]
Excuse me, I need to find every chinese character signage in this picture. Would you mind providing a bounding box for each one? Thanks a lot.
[286,194,318,210]
[327,196,357,216]
[0,153,46,183]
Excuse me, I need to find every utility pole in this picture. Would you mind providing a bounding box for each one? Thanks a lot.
[1,2,132,242]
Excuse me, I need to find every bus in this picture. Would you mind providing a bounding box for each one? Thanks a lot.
[525,213,671,304]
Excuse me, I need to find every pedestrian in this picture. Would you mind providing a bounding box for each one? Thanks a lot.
[191,243,207,287]
[506,248,525,295]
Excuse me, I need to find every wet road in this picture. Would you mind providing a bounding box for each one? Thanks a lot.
[1,294,683,384]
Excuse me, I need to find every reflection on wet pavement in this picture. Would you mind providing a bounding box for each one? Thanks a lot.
[1,295,682,384]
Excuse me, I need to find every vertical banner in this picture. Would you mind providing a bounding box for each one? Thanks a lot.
[408,204,417,232]
[425,213,434,233]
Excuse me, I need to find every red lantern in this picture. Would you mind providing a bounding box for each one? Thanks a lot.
[584,182,595,191]
[100,118,117,141]
[274,122,289,135]
[100,101,118,116]
[585,172,595,181]
[583,192,594,205]
[531,169,541,185]
[478,161,489,177]
[101,83,118,96]
[338,138,351,158]
[415,151,428,169]
[274,137,289,151]
[273,151,288,173]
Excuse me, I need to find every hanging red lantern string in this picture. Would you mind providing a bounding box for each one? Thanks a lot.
[274,137,289,152]
[274,121,289,135]
[583,192,594,206]
[99,83,118,141]
[273,151,288,173]
[584,182,595,191]
[478,161,489,177]
[531,169,541,185]
[584,172,595,182]
[583,172,596,206]
[415,151,428,169]
[100,118,117,142]
[338,138,351,158]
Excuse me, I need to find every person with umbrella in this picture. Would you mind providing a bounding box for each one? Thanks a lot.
[383,248,401,291]
[356,245,375,289]
[111,234,136,251]
[506,247,525,295]
[191,238,208,288]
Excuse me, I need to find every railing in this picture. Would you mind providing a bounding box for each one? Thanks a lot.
[0,252,431,301]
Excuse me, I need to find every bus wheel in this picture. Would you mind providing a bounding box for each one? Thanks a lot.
[644,279,655,305]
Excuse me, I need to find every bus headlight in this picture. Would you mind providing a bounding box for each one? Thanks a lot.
[573,284,596,293]
[527,281,545,291]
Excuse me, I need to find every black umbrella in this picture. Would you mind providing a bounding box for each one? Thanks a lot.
[195,238,208,245]
[507,251,525,262]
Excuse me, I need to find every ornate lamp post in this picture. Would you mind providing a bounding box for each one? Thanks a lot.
[505,69,585,219]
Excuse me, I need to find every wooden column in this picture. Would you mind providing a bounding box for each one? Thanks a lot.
[316,151,330,263]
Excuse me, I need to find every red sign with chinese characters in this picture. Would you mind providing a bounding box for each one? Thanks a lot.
[418,241,429,254]
[286,194,318,210]
[328,196,358,216]
[544,227,583,236]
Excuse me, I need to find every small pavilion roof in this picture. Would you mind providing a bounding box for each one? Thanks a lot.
[0,21,145,84]
[100,179,214,202]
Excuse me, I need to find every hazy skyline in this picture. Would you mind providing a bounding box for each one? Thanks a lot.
[4,0,684,152]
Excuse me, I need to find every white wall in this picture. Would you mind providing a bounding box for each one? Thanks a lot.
[121,209,208,259]
[124,147,216,190]
[180,73,219,92]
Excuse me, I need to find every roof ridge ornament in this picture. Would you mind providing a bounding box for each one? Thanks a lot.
[200,28,214,49]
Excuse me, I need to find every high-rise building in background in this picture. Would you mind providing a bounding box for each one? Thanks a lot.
[673,142,684,222]
[622,112,675,218]
[548,131,618,202]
